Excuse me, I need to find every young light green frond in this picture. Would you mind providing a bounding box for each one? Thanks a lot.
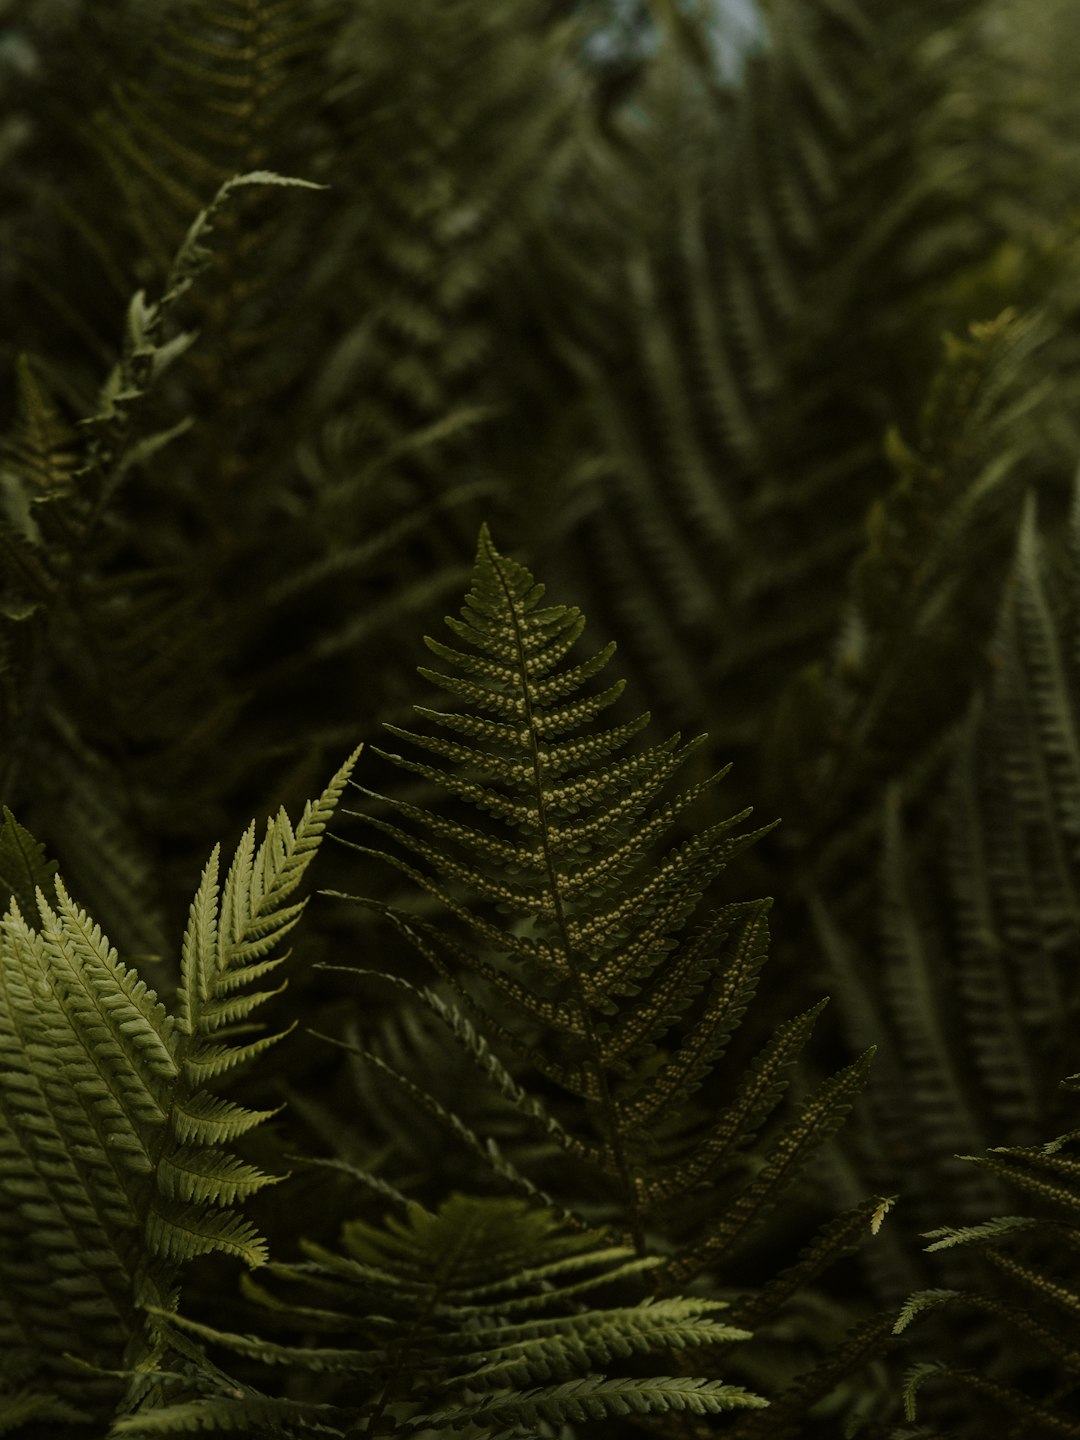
[179,847,221,1041]
[181,747,359,1048]
[44,876,178,1080]
[155,1148,281,1207]
[109,1390,342,1436]
[0,896,139,1411]
[456,1251,665,1312]
[146,1203,269,1268]
[147,1306,378,1375]
[458,1302,750,1389]
[0,760,355,1425]
[457,1293,739,1346]
[182,1024,298,1085]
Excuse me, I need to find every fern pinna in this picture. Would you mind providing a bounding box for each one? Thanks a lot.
[332,526,882,1422]
[0,752,357,1434]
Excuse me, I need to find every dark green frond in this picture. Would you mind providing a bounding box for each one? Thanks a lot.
[330,526,876,1426]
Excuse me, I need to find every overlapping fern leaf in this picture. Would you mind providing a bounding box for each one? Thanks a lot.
[771,304,1071,861]
[883,478,1080,1436]
[327,527,880,1427]
[0,749,357,1433]
[894,1081,1080,1437]
[158,1191,765,1435]
[812,471,1080,1331]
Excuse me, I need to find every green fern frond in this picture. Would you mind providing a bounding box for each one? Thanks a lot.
[0,750,358,1423]
[331,528,869,1291]
[82,167,320,493]
[898,1110,1080,1433]
[920,1216,1036,1254]
[310,525,882,1435]
[773,305,1060,856]
[421,1372,767,1429]
[179,1191,764,1435]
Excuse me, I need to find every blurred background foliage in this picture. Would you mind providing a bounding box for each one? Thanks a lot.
[4,0,1080,1432]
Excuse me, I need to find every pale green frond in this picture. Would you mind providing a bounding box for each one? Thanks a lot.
[413,1372,767,1430]
[183,1024,297,1085]
[0,756,356,1422]
[226,1193,762,1431]
[178,847,221,1041]
[182,747,360,1052]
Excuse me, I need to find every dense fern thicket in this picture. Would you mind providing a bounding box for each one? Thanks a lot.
[4,0,1080,1434]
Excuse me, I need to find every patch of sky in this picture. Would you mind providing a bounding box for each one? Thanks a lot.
[581,0,767,83]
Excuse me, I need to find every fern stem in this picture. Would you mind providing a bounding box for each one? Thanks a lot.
[493,553,648,1256]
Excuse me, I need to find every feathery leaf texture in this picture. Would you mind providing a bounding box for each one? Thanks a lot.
[171,1192,765,1435]
[332,527,873,1363]
[883,479,1080,1431]
[0,749,357,1419]
[896,1118,1080,1436]
[811,473,1080,1319]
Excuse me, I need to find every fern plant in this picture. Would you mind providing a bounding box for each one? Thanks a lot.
[324,525,884,1428]
[0,749,358,1433]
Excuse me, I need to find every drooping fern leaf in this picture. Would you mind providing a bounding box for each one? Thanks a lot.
[0,747,358,1429]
